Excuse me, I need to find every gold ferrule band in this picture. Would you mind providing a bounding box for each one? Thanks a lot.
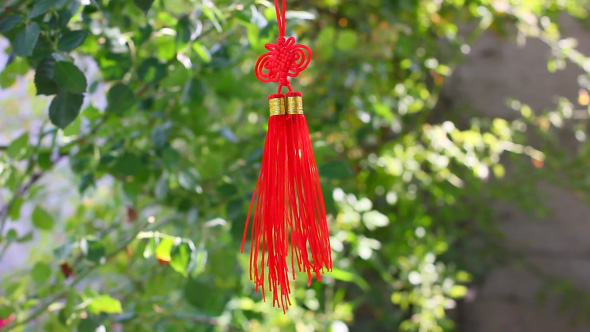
[269,97,286,116]
[286,96,304,114]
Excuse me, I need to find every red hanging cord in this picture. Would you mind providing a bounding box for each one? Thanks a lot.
[275,0,286,38]
[254,0,311,94]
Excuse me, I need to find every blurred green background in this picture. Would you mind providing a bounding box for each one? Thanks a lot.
[1,0,590,331]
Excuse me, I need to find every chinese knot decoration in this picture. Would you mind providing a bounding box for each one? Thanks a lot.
[240,0,332,312]
[254,36,312,94]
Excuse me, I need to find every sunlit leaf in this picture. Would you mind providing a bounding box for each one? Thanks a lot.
[88,295,123,314]
[32,206,54,230]
[170,241,194,276]
[31,262,51,283]
[6,133,29,160]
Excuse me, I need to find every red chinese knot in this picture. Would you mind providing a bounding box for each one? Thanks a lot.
[254,36,311,94]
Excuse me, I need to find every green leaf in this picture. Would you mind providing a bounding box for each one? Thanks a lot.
[181,78,206,106]
[79,173,95,194]
[336,29,358,50]
[154,174,168,199]
[155,237,174,263]
[28,38,54,68]
[134,24,153,45]
[48,91,84,129]
[170,241,194,276]
[83,106,102,121]
[62,115,81,136]
[176,17,200,49]
[151,122,171,149]
[6,229,18,241]
[77,317,104,332]
[193,42,211,63]
[137,58,166,84]
[0,305,13,319]
[202,5,222,32]
[9,198,23,220]
[132,0,154,14]
[32,205,55,230]
[112,153,143,177]
[330,267,370,291]
[155,34,176,60]
[18,232,33,242]
[178,168,201,191]
[160,59,189,88]
[53,242,73,261]
[13,22,41,57]
[58,290,78,326]
[54,61,87,93]
[57,2,78,28]
[449,285,468,298]
[143,237,157,258]
[106,83,136,115]
[29,0,58,18]
[58,30,88,52]
[31,262,51,283]
[162,147,180,169]
[317,26,335,59]
[98,52,132,80]
[80,238,106,264]
[37,151,52,170]
[0,56,29,88]
[6,132,29,160]
[0,16,23,33]
[34,56,60,95]
[88,295,123,314]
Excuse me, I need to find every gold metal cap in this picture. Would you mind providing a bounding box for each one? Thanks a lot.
[286,96,303,114]
[269,97,286,116]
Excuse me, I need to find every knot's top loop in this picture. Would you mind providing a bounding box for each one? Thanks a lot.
[275,0,286,38]
[254,0,312,94]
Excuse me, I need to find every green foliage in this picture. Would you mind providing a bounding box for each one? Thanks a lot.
[0,0,590,331]
[12,22,40,56]
[31,205,54,230]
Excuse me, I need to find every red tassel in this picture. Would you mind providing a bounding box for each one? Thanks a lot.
[242,94,332,312]
[285,94,332,287]
[244,0,330,312]
[242,95,291,309]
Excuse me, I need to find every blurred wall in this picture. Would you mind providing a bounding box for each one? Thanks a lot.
[448,15,590,332]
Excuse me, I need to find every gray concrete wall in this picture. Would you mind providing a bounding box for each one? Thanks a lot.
[449,15,590,332]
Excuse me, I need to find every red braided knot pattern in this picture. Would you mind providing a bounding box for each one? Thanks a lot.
[254,36,311,93]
